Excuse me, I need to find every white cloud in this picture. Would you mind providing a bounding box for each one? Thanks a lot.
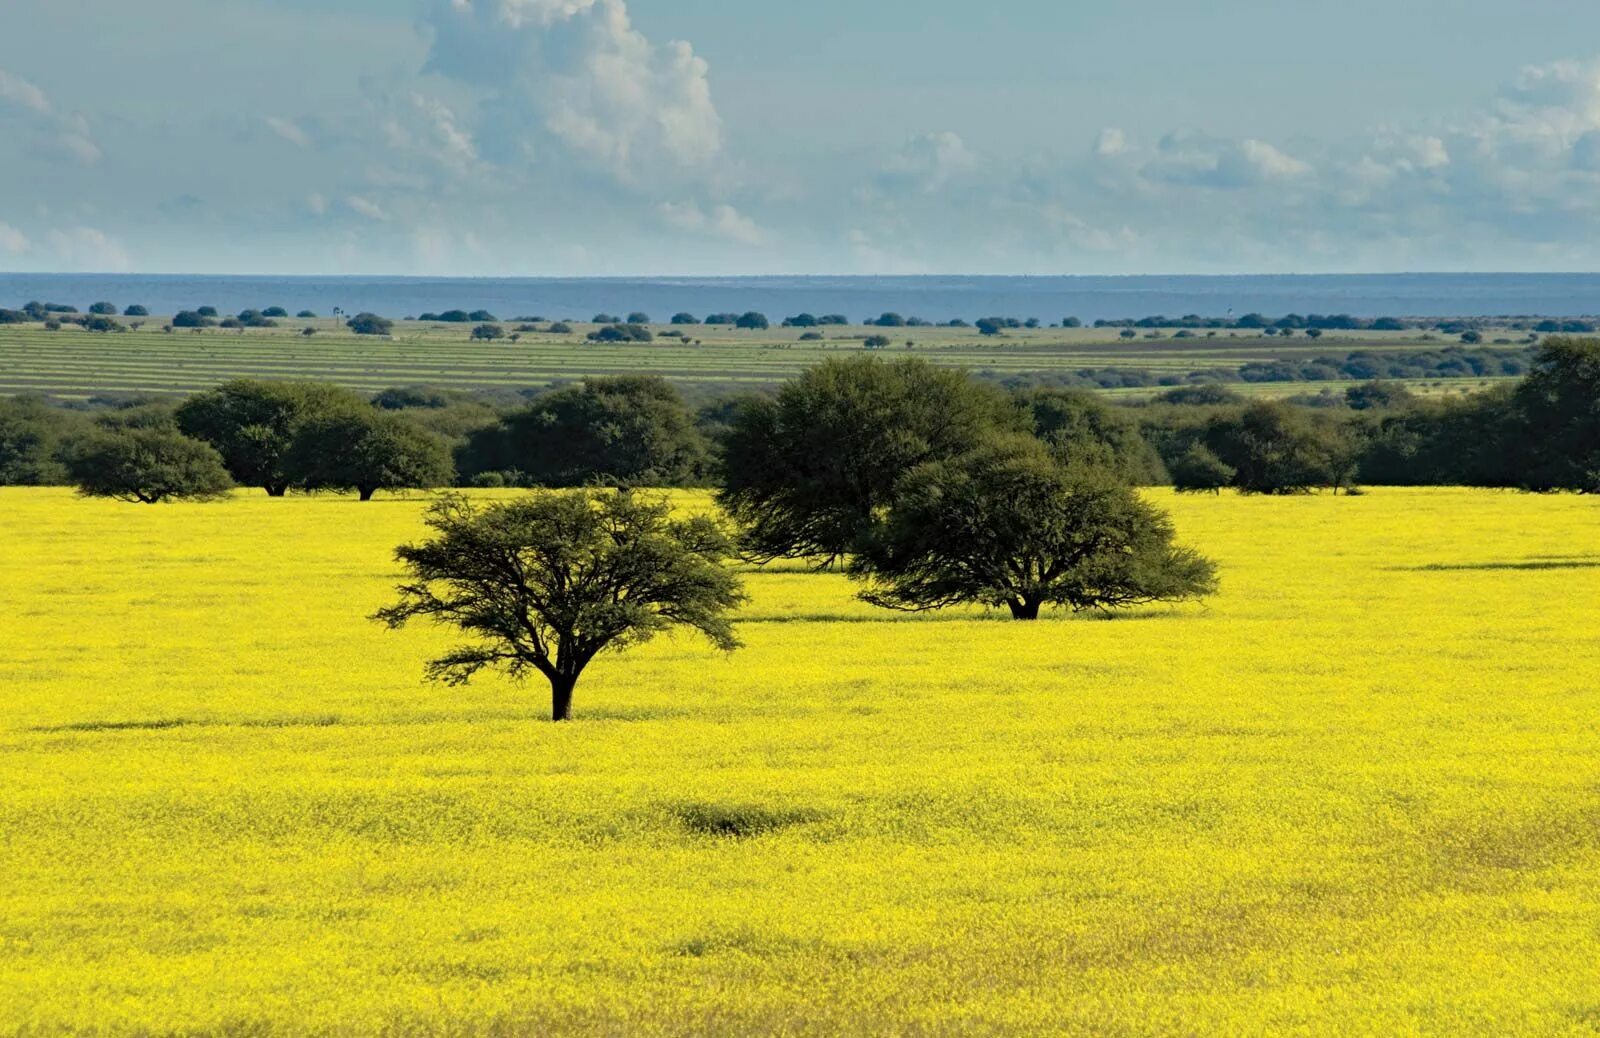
[45,226,130,272]
[1143,132,1311,188]
[1094,127,1128,157]
[658,200,764,245]
[424,0,722,184]
[0,67,102,166]
[0,69,50,115]
[0,221,30,254]
[344,195,390,221]
[265,115,311,148]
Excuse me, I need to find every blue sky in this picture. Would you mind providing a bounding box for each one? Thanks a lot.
[5,0,1600,275]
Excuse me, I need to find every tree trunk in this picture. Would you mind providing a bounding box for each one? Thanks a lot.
[358,486,375,502]
[1008,599,1042,621]
[265,484,288,498]
[550,675,577,722]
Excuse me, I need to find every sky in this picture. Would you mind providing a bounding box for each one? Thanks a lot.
[5,0,1600,276]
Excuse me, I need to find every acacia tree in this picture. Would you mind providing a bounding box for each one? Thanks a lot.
[375,492,746,721]
[176,380,366,495]
[65,426,234,504]
[718,357,1022,563]
[1513,336,1600,492]
[852,437,1218,620]
[284,409,454,500]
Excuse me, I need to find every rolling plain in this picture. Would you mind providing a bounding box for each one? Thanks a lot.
[3,487,1598,1034]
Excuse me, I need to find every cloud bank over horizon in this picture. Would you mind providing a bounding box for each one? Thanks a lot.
[4,1,1600,276]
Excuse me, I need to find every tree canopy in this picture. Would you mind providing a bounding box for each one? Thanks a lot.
[284,409,454,500]
[852,437,1218,620]
[176,380,367,496]
[462,376,706,487]
[64,426,234,504]
[718,357,1023,563]
[375,492,745,721]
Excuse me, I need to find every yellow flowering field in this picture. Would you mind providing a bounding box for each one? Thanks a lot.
[2,487,1598,1035]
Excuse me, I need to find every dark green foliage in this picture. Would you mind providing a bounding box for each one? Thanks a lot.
[0,396,81,485]
[718,357,1024,562]
[976,318,1005,336]
[1019,387,1166,484]
[1512,337,1600,491]
[262,307,289,318]
[1157,384,1243,406]
[627,312,651,325]
[1345,381,1415,411]
[471,323,505,341]
[671,313,699,325]
[1203,402,1344,494]
[462,376,706,488]
[735,312,769,330]
[283,409,455,501]
[783,314,819,328]
[468,311,497,323]
[176,380,367,495]
[171,311,215,328]
[64,426,234,504]
[588,323,653,343]
[83,316,122,333]
[852,437,1218,620]
[123,305,149,317]
[297,310,317,318]
[374,492,745,720]
[1170,443,1236,494]
[88,302,118,315]
[196,307,219,318]
[547,322,574,335]
[863,335,891,349]
[347,313,393,336]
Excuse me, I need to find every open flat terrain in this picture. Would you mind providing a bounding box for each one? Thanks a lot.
[2,488,1598,1034]
[0,321,1509,400]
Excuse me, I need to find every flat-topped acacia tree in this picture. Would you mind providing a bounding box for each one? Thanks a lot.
[375,492,746,721]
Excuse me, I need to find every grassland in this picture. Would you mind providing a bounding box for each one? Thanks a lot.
[3,487,1598,1034]
[0,319,1509,400]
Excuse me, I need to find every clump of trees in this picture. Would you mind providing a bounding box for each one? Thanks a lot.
[375,492,745,721]
[588,323,653,343]
[347,313,393,336]
[718,357,1024,563]
[462,377,705,488]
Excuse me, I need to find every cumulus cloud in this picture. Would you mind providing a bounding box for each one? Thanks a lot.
[423,0,722,184]
[0,67,102,166]
[1142,131,1311,188]
[265,115,312,148]
[658,200,764,245]
[878,131,976,193]
[345,195,390,221]
[46,226,130,272]
[0,221,30,254]
[1094,128,1128,157]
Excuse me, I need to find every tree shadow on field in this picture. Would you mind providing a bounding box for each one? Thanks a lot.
[1398,558,1600,573]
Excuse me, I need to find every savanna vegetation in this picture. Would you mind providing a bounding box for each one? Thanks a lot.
[2,317,1599,1034]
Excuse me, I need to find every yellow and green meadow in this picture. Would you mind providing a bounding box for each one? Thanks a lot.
[2,488,1598,1034]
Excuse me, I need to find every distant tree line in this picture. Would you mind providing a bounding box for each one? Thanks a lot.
[4,338,1599,502]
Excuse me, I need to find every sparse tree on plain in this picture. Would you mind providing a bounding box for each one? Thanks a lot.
[64,426,234,504]
[284,409,454,501]
[718,357,1023,563]
[375,492,745,721]
[852,437,1218,620]
[177,380,367,496]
